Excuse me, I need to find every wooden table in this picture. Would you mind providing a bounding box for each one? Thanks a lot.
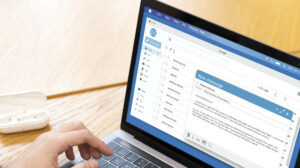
[0,86,126,165]
[0,0,300,166]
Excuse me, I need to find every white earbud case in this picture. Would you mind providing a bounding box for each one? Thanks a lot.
[0,91,49,134]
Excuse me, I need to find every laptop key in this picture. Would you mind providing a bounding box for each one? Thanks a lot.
[104,163,117,168]
[133,157,149,167]
[124,152,139,162]
[97,158,108,168]
[110,156,124,166]
[113,138,172,168]
[115,147,129,156]
[107,142,120,151]
[119,161,134,168]
[102,154,115,161]
[144,163,159,168]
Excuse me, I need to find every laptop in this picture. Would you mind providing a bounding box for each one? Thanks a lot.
[62,0,300,167]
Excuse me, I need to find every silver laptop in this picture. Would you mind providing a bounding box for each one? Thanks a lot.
[62,0,300,167]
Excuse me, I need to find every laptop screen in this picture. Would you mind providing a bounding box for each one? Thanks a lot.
[126,6,300,168]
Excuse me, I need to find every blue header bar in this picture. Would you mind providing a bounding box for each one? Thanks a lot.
[195,70,293,120]
[145,7,300,80]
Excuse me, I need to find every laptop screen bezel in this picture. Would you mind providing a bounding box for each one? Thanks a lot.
[120,0,300,167]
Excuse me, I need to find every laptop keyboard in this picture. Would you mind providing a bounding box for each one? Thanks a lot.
[61,137,173,168]
[93,139,161,168]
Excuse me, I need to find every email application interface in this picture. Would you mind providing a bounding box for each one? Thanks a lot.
[129,9,300,168]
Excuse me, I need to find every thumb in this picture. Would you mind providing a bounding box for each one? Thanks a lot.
[72,160,99,168]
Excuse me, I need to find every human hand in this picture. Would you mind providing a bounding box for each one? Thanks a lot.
[4,121,113,168]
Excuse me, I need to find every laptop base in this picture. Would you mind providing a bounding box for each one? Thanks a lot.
[60,130,185,168]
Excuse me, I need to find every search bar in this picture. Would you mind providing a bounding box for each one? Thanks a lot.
[171,36,228,67]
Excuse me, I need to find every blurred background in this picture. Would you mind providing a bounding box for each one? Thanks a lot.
[0,0,299,96]
[0,0,299,166]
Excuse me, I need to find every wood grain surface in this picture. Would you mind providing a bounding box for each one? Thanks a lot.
[0,86,126,166]
[0,0,139,96]
[161,0,300,52]
[1,0,299,96]
[291,51,300,58]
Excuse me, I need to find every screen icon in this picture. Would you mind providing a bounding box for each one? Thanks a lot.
[150,28,157,37]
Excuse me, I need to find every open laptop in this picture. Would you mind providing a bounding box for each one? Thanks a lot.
[62,0,300,167]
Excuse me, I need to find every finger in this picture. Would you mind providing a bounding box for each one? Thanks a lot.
[58,129,113,156]
[65,146,75,160]
[72,160,99,168]
[78,144,91,160]
[89,146,101,159]
[57,121,87,133]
